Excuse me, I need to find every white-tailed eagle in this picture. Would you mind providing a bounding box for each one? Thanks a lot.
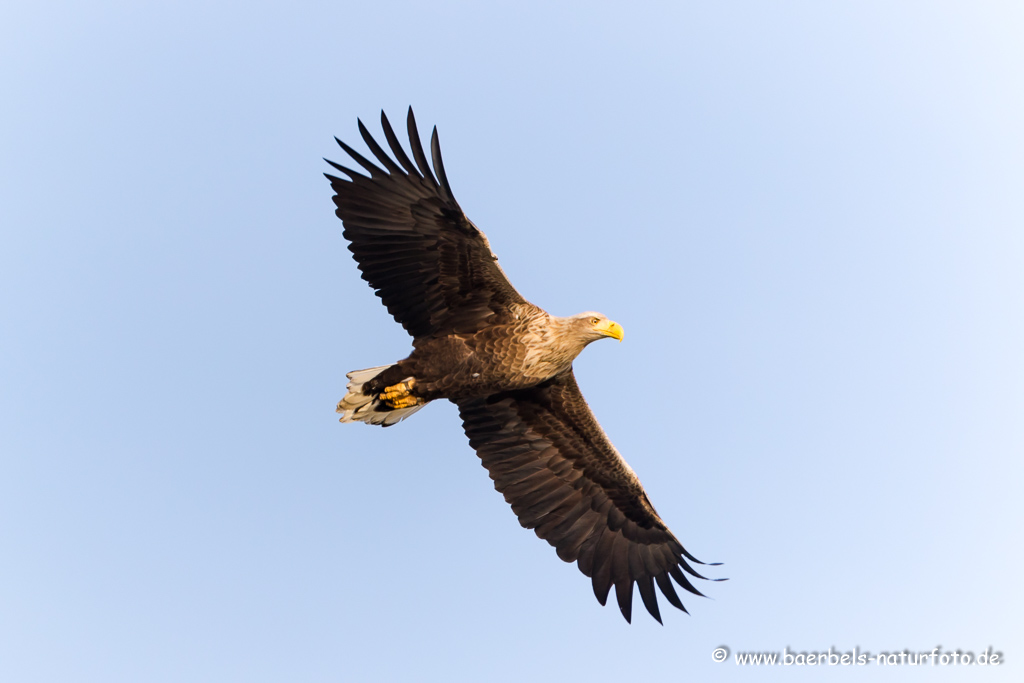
[325,109,721,623]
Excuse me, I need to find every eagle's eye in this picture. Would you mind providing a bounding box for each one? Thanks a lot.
[590,317,600,325]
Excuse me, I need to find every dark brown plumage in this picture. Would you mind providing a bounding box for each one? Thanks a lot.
[326,109,720,623]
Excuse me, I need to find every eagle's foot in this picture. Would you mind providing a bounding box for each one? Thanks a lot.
[380,379,418,408]
[388,395,419,409]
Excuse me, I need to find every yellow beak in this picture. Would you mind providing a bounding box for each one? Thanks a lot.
[595,319,624,342]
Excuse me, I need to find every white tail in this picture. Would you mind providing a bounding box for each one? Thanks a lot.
[336,364,427,427]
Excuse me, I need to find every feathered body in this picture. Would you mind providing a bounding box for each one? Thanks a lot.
[326,109,720,623]
[365,309,616,399]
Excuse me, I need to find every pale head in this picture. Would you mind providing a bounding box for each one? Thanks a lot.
[569,311,624,344]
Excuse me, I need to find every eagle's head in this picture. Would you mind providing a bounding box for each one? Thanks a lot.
[572,312,624,344]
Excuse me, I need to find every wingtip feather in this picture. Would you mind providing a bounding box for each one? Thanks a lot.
[430,126,455,203]
[614,580,633,623]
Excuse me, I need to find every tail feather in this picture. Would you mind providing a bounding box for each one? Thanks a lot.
[337,364,427,427]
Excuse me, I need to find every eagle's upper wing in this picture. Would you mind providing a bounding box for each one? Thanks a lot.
[325,109,529,339]
[456,370,718,623]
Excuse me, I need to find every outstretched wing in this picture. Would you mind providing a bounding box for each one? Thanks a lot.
[456,370,719,623]
[326,108,530,339]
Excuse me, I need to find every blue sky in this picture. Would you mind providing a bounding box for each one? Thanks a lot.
[2,1,1021,681]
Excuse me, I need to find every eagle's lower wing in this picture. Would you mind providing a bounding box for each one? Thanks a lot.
[456,370,715,623]
[326,108,529,338]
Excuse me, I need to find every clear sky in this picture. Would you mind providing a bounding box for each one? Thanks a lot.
[2,1,1021,681]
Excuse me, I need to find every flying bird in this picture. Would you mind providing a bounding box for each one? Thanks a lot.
[325,109,720,623]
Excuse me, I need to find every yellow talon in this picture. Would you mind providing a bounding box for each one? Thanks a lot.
[380,380,418,408]
[389,395,419,409]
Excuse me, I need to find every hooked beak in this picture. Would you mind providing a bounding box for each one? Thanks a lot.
[594,319,624,342]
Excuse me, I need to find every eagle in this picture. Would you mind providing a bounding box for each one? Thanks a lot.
[325,109,720,623]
